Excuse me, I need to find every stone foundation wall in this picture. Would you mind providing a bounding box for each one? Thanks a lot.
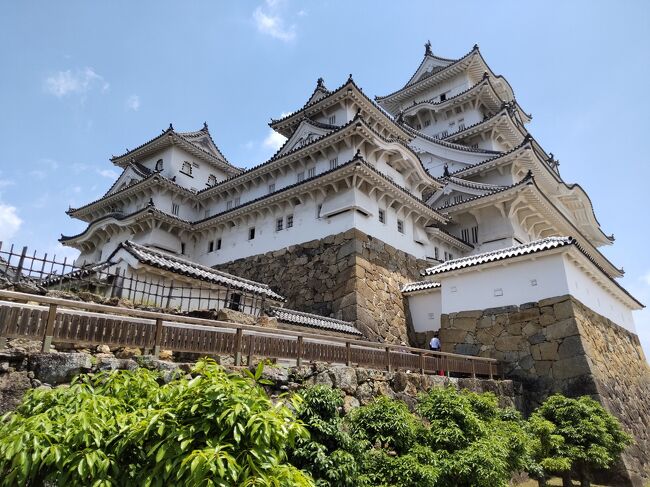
[215,229,427,344]
[440,295,650,486]
[0,349,520,416]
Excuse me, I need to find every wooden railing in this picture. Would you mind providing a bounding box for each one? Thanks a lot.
[0,290,501,379]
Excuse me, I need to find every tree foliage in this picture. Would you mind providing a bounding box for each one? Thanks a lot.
[0,363,632,487]
[529,394,632,485]
[0,359,313,487]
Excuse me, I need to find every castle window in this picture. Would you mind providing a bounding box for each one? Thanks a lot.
[181,242,186,255]
[286,214,294,228]
[440,93,446,102]
[449,253,454,260]
[328,115,336,125]
[234,196,240,206]
[317,204,322,218]
[171,203,180,216]
[329,157,338,170]
[155,159,163,171]
[208,241,214,253]
[424,120,430,127]
[204,209,211,218]
[276,218,283,231]
[471,225,479,243]
[207,174,217,186]
[248,227,256,240]
[228,292,241,311]
[297,171,305,182]
[434,247,439,260]
[458,119,465,131]
[226,200,233,210]
[307,167,316,178]
[378,209,386,224]
[461,228,470,242]
[216,238,222,250]
[397,219,404,234]
[268,183,275,193]
[454,195,463,204]
[181,161,193,176]
[416,123,422,130]
[444,251,448,261]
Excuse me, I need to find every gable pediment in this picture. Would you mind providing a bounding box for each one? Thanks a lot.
[106,166,148,196]
[427,177,504,208]
[275,120,333,157]
[408,57,453,87]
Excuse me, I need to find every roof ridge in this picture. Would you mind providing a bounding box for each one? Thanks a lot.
[376,45,479,102]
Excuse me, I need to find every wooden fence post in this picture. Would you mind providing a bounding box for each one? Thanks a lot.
[13,246,28,283]
[153,318,163,358]
[386,347,392,372]
[233,328,243,366]
[419,352,425,375]
[247,335,255,366]
[41,303,58,353]
[296,335,303,367]
[346,342,351,366]
[471,359,476,379]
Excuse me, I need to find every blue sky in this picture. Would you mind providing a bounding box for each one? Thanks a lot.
[1,1,649,357]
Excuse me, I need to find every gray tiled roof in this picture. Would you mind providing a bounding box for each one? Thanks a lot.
[268,306,362,335]
[423,236,574,276]
[115,241,285,301]
[401,281,441,294]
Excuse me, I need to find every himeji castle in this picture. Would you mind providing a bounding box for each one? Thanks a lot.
[61,43,642,343]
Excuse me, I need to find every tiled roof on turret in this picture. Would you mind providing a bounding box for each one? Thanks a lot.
[268,306,362,335]
[111,240,285,302]
[421,236,643,308]
[376,45,480,102]
[400,120,500,155]
[199,112,442,199]
[443,176,509,192]
[269,75,412,141]
[306,77,331,104]
[434,171,533,210]
[442,104,527,144]
[400,74,532,124]
[110,123,242,176]
[401,281,441,294]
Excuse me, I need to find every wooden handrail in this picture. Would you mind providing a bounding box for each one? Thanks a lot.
[0,289,499,368]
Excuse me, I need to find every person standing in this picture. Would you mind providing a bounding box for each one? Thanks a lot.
[429,331,441,352]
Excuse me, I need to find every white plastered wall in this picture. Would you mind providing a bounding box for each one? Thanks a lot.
[407,289,442,333]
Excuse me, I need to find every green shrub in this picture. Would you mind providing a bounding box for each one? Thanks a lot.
[530,394,632,486]
[290,385,362,487]
[0,360,313,487]
[347,396,419,454]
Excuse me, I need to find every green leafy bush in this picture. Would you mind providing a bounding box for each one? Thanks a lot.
[348,395,419,454]
[0,360,313,487]
[530,394,632,486]
[290,385,362,487]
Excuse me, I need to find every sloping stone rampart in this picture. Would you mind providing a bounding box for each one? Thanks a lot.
[215,229,427,343]
[440,295,650,486]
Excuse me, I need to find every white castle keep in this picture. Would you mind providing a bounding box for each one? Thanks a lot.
[61,43,643,338]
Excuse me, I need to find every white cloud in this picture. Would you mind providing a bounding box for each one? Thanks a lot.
[44,67,109,98]
[126,94,140,111]
[97,169,119,179]
[263,130,287,151]
[253,2,296,42]
[0,179,14,189]
[0,203,22,241]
